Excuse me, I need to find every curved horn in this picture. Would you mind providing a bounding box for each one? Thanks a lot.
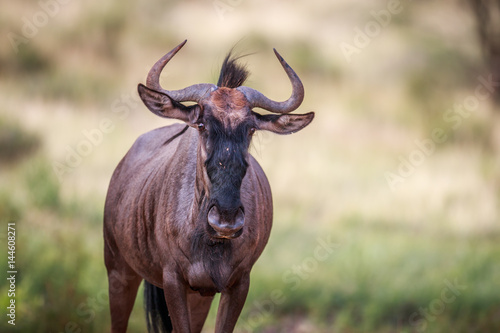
[146,40,216,103]
[237,49,304,113]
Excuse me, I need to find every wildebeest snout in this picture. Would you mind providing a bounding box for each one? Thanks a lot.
[207,204,244,239]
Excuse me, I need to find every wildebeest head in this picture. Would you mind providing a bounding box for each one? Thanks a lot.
[138,40,314,239]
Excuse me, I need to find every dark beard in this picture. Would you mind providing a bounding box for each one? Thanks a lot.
[190,201,233,293]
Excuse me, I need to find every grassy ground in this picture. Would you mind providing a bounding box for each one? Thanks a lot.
[1,0,500,332]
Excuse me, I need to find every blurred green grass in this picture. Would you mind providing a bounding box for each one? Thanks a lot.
[1,0,500,332]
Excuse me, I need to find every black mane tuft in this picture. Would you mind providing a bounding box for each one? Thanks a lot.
[217,52,250,88]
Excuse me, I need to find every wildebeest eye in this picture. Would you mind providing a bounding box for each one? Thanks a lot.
[249,127,256,136]
[197,123,206,132]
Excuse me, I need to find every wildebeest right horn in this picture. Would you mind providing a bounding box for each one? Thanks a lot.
[146,40,216,103]
[237,49,304,113]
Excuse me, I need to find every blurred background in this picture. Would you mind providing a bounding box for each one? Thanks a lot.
[1,0,499,332]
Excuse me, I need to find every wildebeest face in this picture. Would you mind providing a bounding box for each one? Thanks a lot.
[138,84,314,239]
[137,41,315,239]
[195,88,255,239]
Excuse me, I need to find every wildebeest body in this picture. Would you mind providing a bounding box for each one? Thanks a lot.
[104,40,313,332]
[104,123,272,293]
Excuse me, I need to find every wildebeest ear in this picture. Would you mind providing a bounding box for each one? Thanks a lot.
[254,111,314,135]
[138,84,199,123]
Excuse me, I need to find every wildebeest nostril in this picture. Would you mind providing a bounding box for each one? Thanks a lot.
[208,205,221,227]
[208,206,244,238]
[234,208,244,227]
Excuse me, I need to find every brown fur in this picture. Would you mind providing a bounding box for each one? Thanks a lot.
[209,88,249,129]
[104,124,273,332]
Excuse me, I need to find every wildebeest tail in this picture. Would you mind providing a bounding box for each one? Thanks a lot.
[144,280,172,333]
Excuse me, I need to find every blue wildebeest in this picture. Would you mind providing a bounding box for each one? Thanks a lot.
[103,40,314,332]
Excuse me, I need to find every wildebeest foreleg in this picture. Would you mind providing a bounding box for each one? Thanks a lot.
[187,293,214,332]
[105,256,142,333]
[214,274,250,333]
[162,270,192,332]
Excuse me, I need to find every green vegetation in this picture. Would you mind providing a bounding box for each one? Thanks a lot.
[0,117,40,164]
[1,0,499,332]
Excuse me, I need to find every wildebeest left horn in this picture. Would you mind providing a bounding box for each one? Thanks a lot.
[237,49,304,113]
[146,40,216,103]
